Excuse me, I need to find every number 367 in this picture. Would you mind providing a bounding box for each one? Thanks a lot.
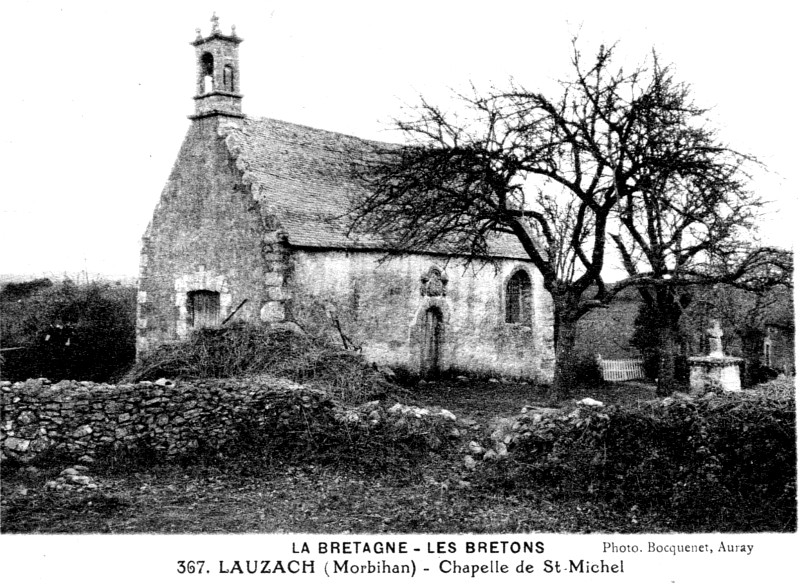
[177,561,206,574]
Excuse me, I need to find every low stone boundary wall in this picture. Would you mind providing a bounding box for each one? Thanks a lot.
[0,376,321,463]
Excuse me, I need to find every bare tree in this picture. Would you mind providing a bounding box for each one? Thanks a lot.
[349,78,619,398]
[599,55,791,392]
[349,42,779,398]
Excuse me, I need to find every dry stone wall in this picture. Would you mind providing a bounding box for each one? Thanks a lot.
[0,376,324,464]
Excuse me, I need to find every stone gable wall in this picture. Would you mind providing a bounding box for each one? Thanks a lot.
[137,117,280,356]
[0,377,313,464]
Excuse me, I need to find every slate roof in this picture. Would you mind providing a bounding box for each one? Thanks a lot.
[220,116,531,260]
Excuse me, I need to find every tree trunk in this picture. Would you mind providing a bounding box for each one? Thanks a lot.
[549,305,580,401]
[639,288,685,397]
[740,327,765,387]
[655,325,677,396]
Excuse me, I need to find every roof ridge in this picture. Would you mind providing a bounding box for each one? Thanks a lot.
[242,115,400,149]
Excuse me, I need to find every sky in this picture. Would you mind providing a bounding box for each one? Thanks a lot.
[1,0,797,281]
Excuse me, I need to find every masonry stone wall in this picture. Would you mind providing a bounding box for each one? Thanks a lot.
[137,117,277,355]
[0,377,322,463]
[289,250,555,381]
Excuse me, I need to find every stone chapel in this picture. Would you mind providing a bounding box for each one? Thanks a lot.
[136,16,555,381]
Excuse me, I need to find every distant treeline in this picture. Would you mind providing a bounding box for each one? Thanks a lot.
[0,278,54,301]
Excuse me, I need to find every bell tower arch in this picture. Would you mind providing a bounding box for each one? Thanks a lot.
[190,13,244,120]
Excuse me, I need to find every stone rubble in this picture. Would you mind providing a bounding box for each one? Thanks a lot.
[577,397,604,407]
[468,440,485,455]
[460,400,611,470]
[45,464,99,492]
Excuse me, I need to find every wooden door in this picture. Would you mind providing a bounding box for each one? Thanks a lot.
[189,290,220,328]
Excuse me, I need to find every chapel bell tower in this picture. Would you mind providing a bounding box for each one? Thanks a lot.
[190,13,244,120]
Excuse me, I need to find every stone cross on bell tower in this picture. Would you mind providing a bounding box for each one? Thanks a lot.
[189,13,244,120]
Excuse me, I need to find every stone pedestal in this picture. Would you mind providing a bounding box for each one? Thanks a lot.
[688,356,743,394]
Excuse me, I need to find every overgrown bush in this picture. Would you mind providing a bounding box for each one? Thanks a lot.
[571,353,604,387]
[486,381,796,532]
[0,280,136,382]
[124,323,395,404]
[290,291,363,352]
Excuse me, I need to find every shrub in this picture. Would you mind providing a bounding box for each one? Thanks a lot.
[124,323,395,404]
[571,353,604,387]
[486,385,796,532]
[0,281,135,382]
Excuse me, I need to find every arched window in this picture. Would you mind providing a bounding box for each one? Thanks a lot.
[505,270,532,324]
[223,65,235,91]
[201,52,214,93]
[189,290,220,328]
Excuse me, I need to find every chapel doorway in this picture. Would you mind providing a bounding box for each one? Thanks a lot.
[421,307,443,378]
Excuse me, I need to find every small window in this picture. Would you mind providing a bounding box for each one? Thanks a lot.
[189,290,220,328]
[505,270,532,325]
[201,52,214,93]
[201,52,214,75]
[223,65,235,91]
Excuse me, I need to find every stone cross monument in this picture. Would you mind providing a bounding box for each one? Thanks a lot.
[707,319,725,358]
[689,318,743,394]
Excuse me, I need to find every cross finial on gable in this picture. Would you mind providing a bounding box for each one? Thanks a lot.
[210,12,220,33]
